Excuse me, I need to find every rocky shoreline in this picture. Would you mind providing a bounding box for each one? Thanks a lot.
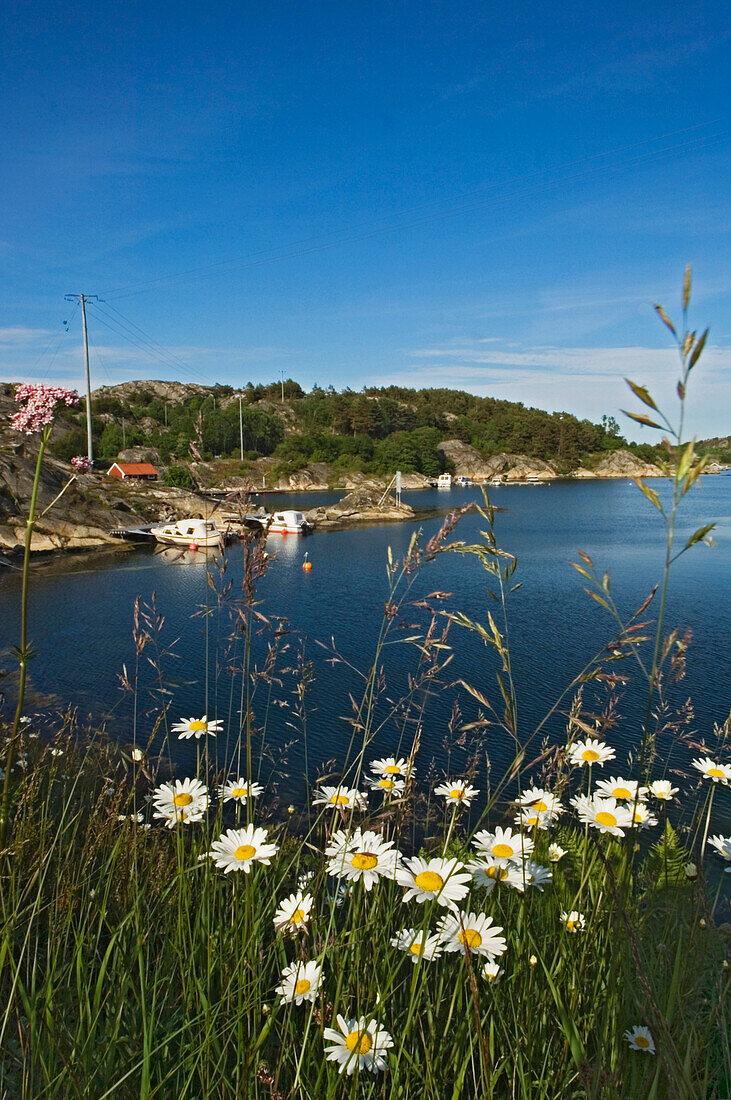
[0,400,725,560]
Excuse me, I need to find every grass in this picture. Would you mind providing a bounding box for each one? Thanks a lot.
[0,270,729,1098]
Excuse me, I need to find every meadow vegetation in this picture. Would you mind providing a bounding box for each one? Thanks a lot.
[1,271,729,1098]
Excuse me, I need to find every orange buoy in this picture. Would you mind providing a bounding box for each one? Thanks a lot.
[189,543,198,551]
[303,560,312,572]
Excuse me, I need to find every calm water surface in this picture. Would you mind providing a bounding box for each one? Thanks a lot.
[1,478,730,799]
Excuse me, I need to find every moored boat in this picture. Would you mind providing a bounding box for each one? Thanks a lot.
[150,518,225,548]
[267,510,312,535]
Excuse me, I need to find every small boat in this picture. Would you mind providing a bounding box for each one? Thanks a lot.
[267,510,312,535]
[437,473,453,488]
[150,518,224,549]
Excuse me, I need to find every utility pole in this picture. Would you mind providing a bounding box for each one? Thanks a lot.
[239,395,244,461]
[280,369,285,404]
[65,294,99,464]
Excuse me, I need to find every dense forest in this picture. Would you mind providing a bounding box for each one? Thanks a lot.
[48,379,664,478]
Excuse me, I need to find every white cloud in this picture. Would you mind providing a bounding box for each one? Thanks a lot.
[369,341,731,440]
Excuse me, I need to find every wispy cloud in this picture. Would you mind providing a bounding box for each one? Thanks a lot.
[368,341,731,440]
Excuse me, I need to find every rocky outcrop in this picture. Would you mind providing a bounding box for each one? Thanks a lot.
[571,467,597,479]
[117,446,162,466]
[436,441,557,481]
[591,449,663,478]
[305,488,415,529]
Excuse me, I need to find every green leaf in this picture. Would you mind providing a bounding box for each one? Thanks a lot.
[621,409,663,430]
[682,264,692,310]
[689,327,708,369]
[684,523,715,551]
[633,477,663,512]
[625,378,658,410]
[654,303,676,337]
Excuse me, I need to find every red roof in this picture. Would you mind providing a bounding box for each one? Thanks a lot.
[107,463,158,476]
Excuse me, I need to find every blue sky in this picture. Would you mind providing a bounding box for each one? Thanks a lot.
[1,0,729,438]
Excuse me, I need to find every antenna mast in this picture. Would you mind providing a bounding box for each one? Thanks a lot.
[65,294,99,464]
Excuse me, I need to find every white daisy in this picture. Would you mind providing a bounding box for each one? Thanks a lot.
[219,778,264,803]
[312,785,368,811]
[323,1015,394,1075]
[467,857,518,893]
[691,757,731,784]
[708,834,731,870]
[515,787,564,821]
[390,927,443,962]
[560,910,586,933]
[567,738,616,767]
[273,891,314,933]
[513,806,560,831]
[624,1025,655,1054]
[505,860,553,893]
[275,960,323,1005]
[595,777,648,802]
[437,910,507,960]
[472,826,534,864]
[369,757,410,778]
[628,802,658,829]
[366,775,406,795]
[172,715,223,740]
[548,843,567,862]
[203,824,278,873]
[152,777,209,827]
[326,829,401,890]
[482,961,504,983]
[648,779,679,801]
[571,794,632,837]
[433,780,479,808]
[396,856,471,907]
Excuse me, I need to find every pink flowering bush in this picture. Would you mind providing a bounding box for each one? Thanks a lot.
[11,383,79,434]
[70,455,93,474]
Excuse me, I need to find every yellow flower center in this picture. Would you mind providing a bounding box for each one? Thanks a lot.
[189,720,207,732]
[458,928,482,949]
[294,978,311,995]
[379,779,395,789]
[409,941,424,955]
[290,908,305,923]
[173,792,194,807]
[582,749,600,761]
[351,852,379,870]
[231,786,248,798]
[707,767,724,778]
[345,1029,372,1054]
[595,811,617,827]
[384,764,401,774]
[655,791,669,799]
[414,870,443,892]
[525,814,540,825]
[234,844,256,860]
[566,919,578,931]
[534,799,548,812]
[492,843,514,858]
[486,865,509,880]
[635,1035,650,1048]
[449,788,465,799]
[632,810,644,822]
[613,786,631,799]
[329,794,350,805]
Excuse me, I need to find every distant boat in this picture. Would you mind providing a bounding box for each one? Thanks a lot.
[437,473,453,488]
[150,518,224,548]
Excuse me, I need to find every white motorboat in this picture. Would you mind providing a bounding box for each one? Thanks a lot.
[150,518,224,549]
[267,509,312,535]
